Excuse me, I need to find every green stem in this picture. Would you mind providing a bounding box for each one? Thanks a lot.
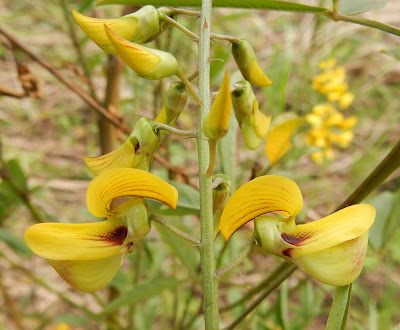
[197,0,219,328]
[152,121,198,137]
[171,7,200,16]
[325,285,352,330]
[152,216,201,246]
[160,14,200,41]
[206,139,217,176]
[176,69,203,106]
[224,263,297,329]
[216,237,255,278]
[332,0,339,13]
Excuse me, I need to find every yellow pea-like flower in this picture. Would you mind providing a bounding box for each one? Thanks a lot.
[72,6,164,54]
[105,25,179,80]
[219,175,375,286]
[25,198,151,292]
[232,39,273,87]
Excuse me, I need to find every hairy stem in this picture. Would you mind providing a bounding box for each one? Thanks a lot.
[206,139,217,176]
[153,122,198,137]
[197,0,220,328]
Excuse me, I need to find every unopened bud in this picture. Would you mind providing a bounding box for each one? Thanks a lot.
[232,80,271,150]
[155,82,188,126]
[105,25,179,80]
[129,117,162,171]
[232,39,273,87]
[203,71,232,140]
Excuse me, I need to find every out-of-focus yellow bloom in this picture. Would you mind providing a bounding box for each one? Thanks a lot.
[305,104,357,164]
[72,6,168,54]
[25,170,178,292]
[219,175,375,286]
[312,60,354,110]
[203,71,232,140]
[265,117,303,165]
[232,39,273,87]
[105,25,178,80]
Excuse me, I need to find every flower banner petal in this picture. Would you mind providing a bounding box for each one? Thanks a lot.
[293,233,368,286]
[282,204,375,258]
[219,175,303,240]
[47,254,123,292]
[25,218,129,260]
[83,141,136,175]
[86,168,178,218]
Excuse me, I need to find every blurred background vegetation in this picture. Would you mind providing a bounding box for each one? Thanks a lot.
[0,0,400,329]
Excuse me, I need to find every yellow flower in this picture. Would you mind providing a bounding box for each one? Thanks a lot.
[318,58,336,70]
[72,6,164,54]
[203,71,232,140]
[339,92,355,110]
[105,25,178,80]
[25,169,178,292]
[219,175,375,286]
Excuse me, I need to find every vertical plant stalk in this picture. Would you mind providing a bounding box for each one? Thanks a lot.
[197,0,219,328]
[100,55,124,153]
[325,285,352,330]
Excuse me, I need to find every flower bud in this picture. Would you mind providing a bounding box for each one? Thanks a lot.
[155,82,188,126]
[232,80,271,150]
[129,117,162,171]
[72,6,164,54]
[232,39,273,87]
[203,71,232,140]
[212,174,231,236]
[105,25,179,80]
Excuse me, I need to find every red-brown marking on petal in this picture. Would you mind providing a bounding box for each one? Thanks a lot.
[281,232,311,246]
[92,226,128,246]
[134,141,141,155]
[283,248,293,257]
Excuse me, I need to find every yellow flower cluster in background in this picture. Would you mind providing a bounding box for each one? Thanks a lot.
[307,59,357,164]
[312,58,354,110]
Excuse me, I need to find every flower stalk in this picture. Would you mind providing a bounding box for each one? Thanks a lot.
[197,0,220,327]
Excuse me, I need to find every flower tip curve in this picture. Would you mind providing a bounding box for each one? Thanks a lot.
[86,168,178,218]
[219,175,303,241]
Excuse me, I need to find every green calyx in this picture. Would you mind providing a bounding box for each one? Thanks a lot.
[129,117,163,171]
[164,82,189,126]
[254,216,296,258]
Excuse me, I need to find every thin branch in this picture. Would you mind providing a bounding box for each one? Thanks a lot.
[170,7,200,16]
[0,86,26,98]
[152,216,201,246]
[210,33,240,43]
[0,26,130,134]
[206,139,217,176]
[176,68,203,106]
[216,237,255,278]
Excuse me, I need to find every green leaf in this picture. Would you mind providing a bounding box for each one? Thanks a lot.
[54,313,89,325]
[325,284,352,330]
[0,229,32,256]
[99,278,184,316]
[6,159,27,191]
[368,191,394,251]
[217,111,237,193]
[79,0,96,12]
[339,0,387,16]
[154,217,199,274]
[97,0,328,13]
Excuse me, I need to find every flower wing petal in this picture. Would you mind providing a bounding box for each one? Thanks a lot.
[282,204,375,258]
[86,168,178,218]
[83,141,136,175]
[47,254,123,292]
[293,233,368,286]
[24,218,129,260]
[219,175,303,240]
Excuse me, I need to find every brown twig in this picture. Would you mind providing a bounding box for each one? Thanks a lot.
[0,86,26,98]
[0,26,130,134]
